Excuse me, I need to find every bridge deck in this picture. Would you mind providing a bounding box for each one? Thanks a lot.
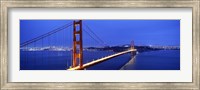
[68,49,137,70]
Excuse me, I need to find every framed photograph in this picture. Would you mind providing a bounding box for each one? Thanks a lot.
[1,0,199,89]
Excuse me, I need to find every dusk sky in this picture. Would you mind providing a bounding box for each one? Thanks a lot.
[20,20,180,47]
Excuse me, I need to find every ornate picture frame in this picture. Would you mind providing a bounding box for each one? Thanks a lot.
[1,0,199,89]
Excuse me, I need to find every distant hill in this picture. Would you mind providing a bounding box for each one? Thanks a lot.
[85,45,180,53]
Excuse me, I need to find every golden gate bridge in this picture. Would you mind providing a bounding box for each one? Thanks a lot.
[20,20,137,70]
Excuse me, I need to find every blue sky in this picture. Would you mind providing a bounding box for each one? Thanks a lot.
[20,20,180,47]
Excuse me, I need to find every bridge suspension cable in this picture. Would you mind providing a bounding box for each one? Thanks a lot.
[83,22,108,47]
[20,22,73,47]
[82,29,105,47]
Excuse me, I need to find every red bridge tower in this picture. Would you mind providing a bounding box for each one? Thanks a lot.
[72,20,83,68]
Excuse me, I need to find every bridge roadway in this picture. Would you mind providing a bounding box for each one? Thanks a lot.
[68,49,137,70]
